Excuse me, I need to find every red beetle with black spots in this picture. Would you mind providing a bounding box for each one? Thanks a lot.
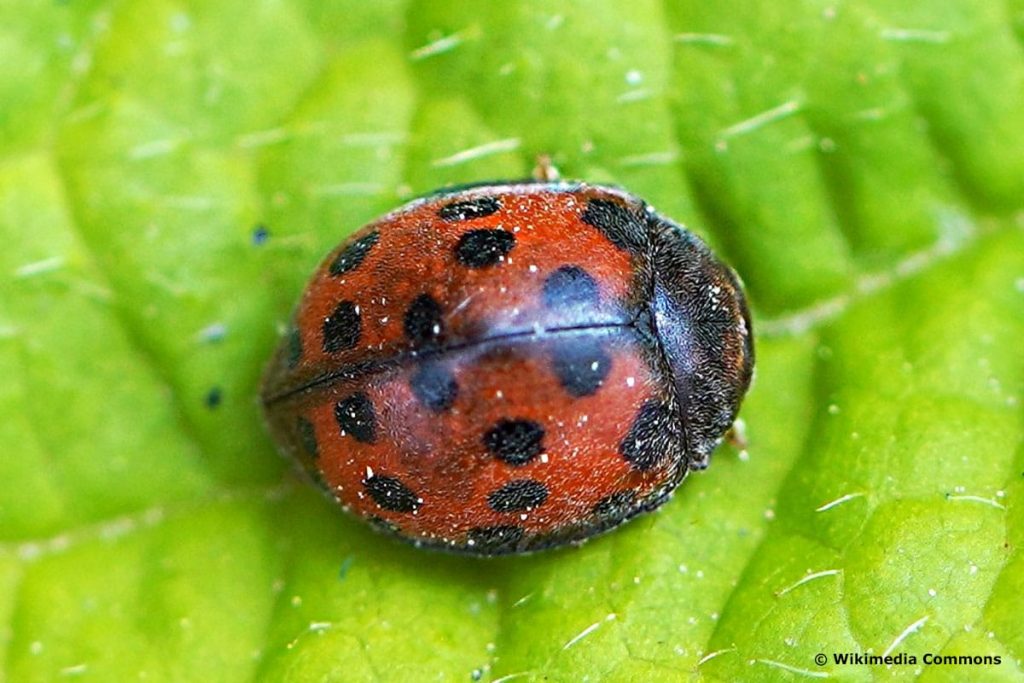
[261,181,753,555]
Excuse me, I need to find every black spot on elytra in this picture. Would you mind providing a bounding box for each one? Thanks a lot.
[286,327,303,367]
[335,392,377,443]
[488,480,549,512]
[619,400,674,471]
[542,265,600,309]
[593,490,637,520]
[455,229,516,268]
[484,419,545,466]
[322,301,361,353]
[409,363,458,412]
[329,230,379,276]
[297,417,318,458]
[551,337,612,397]
[580,198,647,253]
[466,525,524,553]
[438,196,500,221]
[363,475,420,513]
[404,293,444,347]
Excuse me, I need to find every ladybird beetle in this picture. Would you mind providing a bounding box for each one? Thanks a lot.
[260,181,753,555]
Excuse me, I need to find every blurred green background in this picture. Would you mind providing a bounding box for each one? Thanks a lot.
[1,1,1022,681]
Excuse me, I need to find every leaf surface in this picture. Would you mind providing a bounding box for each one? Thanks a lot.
[1,1,1022,681]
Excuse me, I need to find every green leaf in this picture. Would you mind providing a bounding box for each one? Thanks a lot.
[1,1,1022,681]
